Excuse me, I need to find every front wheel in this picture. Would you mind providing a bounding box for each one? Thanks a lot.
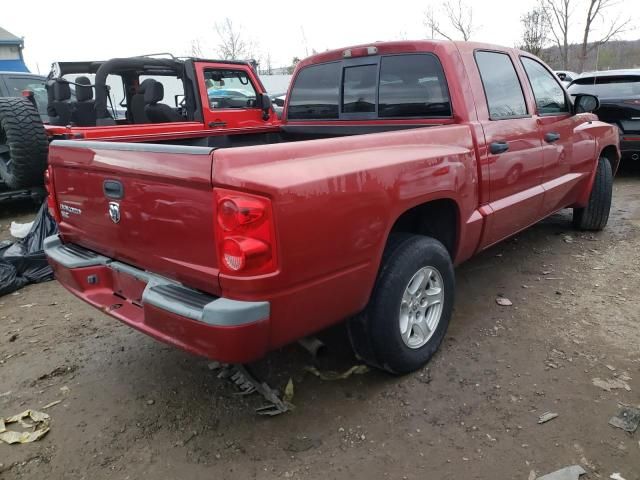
[348,234,455,374]
[573,157,613,231]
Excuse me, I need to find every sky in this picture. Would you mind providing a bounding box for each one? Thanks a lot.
[2,0,638,74]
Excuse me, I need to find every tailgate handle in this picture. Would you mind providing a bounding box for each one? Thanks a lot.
[103,180,124,199]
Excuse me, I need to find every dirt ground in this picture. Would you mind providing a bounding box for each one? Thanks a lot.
[1,165,639,480]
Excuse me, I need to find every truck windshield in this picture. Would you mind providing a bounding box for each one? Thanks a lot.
[568,75,640,99]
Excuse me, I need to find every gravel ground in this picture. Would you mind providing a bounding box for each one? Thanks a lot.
[0,165,639,480]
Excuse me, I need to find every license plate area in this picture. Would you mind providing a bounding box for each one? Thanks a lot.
[112,269,147,306]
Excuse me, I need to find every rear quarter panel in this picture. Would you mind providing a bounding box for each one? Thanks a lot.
[212,125,480,346]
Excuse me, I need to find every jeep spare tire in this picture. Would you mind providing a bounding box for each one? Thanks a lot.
[0,97,49,189]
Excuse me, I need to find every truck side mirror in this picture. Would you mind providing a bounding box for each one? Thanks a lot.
[574,94,600,114]
[260,94,272,120]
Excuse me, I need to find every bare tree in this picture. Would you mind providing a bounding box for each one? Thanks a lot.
[578,0,631,71]
[287,57,301,75]
[215,18,249,60]
[543,0,572,70]
[425,5,447,40]
[264,53,273,75]
[424,0,475,41]
[190,38,204,58]
[519,4,549,56]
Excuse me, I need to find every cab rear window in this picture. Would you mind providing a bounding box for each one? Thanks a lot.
[287,54,451,120]
[287,62,341,119]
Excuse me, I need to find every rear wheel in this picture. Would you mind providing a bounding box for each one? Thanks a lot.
[0,97,49,189]
[572,157,613,231]
[348,234,455,374]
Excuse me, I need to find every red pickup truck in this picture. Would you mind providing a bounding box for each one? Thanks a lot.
[44,41,619,374]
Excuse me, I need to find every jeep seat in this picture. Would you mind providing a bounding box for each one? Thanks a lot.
[71,76,96,126]
[47,79,73,126]
[130,78,154,124]
[144,81,183,123]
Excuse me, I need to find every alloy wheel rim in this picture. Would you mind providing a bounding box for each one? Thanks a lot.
[399,266,444,349]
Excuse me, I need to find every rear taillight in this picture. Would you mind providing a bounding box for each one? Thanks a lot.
[44,167,61,223]
[214,189,277,276]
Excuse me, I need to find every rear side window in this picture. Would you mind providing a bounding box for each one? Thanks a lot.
[3,76,47,116]
[288,62,340,119]
[379,54,451,118]
[520,57,567,115]
[475,51,527,119]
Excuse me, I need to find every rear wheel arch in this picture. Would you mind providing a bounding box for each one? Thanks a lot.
[387,198,460,261]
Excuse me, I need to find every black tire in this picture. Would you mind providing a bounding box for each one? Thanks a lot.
[573,157,613,231]
[347,234,455,374]
[0,97,49,189]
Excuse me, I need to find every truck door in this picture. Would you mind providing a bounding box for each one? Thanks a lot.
[194,62,278,132]
[474,50,545,248]
[519,56,592,216]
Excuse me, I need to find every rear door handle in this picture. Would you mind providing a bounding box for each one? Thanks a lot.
[208,121,227,128]
[489,141,509,155]
[544,132,561,143]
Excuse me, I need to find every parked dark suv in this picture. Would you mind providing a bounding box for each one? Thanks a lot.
[0,71,48,120]
[568,69,640,160]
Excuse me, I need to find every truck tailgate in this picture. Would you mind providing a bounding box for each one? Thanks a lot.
[48,141,220,295]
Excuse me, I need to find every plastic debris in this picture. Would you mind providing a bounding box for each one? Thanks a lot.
[592,377,631,392]
[610,474,627,480]
[537,465,586,480]
[0,203,58,298]
[42,400,62,410]
[538,412,559,424]
[0,410,50,444]
[283,378,295,403]
[10,221,33,239]
[210,363,291,416]
[495,296,513,306]
[304,365,369,381]
[608,406,640,433]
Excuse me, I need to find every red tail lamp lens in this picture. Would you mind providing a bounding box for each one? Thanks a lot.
[218,197,265,231]
[214,188,277,276]
[222,237,269,271]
